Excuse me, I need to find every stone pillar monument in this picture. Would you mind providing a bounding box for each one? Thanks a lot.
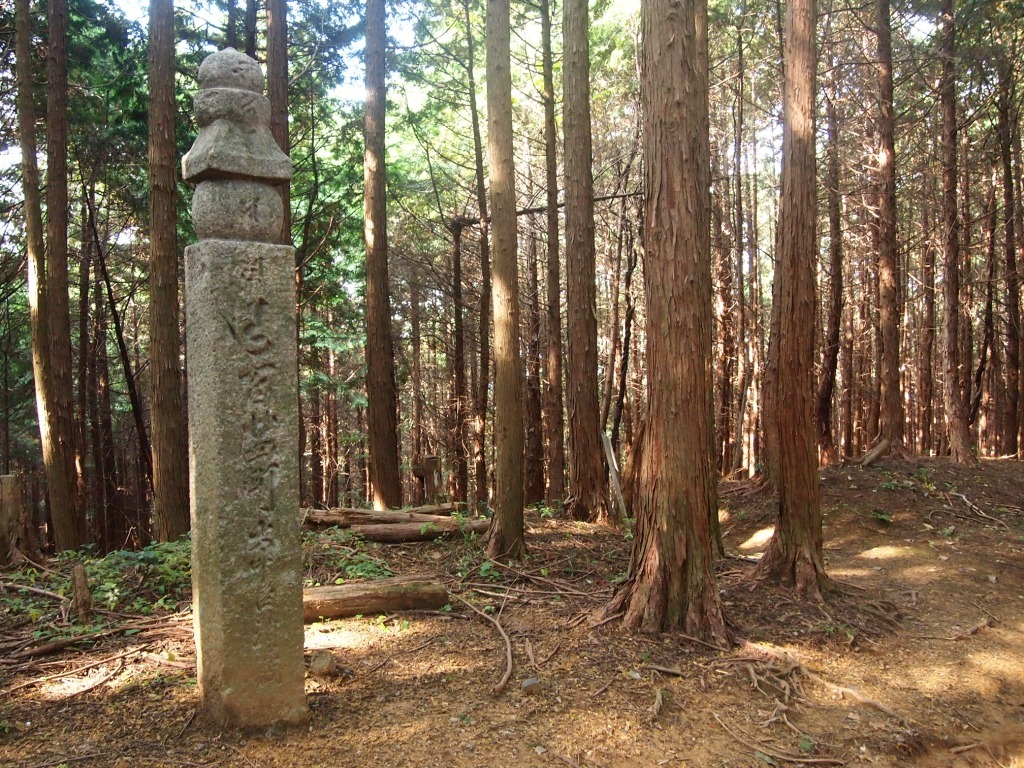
[182,48,307,728]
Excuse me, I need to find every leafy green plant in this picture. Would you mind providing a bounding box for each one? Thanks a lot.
[478,561,501,582]
[303,527,392,586]
[872,510,892,523]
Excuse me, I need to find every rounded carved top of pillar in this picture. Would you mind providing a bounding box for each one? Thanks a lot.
[198,47,264,95]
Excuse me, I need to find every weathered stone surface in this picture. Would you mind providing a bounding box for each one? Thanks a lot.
[182,118,292,184]
[186,239,307,728]
[192,180,283,242]
[182,48,290,185]
[197,46,264,93]
[195,87,271,128]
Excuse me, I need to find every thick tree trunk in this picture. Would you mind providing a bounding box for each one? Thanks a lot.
[919,206,936,453]
[998,62,1020,456]
[875,0,903,451]
[606,0,727,642]
[939,0,975,464]
[76,204,91,520]
[484,0,525,560]
[225,0,238,48]
[266,0,290,243]
[465,0,492,510]
[17,0,84,551]
[303,577,449,622]
[149,0,190,541]
[364,0,403,509]
[730,7,750,478]
[563,0,610,524]
[47,0,87,548]
[754,0,831,596]
[540,0,565,504]
[244,0,256,58]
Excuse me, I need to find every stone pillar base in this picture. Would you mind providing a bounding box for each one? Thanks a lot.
[186,239,307,728]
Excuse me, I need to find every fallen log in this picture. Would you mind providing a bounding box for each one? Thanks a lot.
[303,502,462,522]
[860,438,891,468]
[347,518,490,543]
[303,575,449,622]
[305,508,461,528]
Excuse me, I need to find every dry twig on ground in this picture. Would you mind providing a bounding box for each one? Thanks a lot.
[450,591,514,694]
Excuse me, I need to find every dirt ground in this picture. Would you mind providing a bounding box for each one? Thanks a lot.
[3,456,1024,768]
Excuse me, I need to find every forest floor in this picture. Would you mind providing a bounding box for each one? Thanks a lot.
[3,456,1024,768]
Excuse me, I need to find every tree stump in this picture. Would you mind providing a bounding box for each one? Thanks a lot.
[71,564,92,622]
[413,455,443,503]
[0,475,37,565]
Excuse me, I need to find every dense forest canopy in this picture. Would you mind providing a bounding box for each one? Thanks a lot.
[0,0,1022,572]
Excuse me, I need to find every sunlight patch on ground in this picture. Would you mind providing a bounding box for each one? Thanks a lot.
[739,526,775,550]
[822,566,880,580]
[968,647,1024,689]
[305,622,380,651]
[856,545,916,560]
[39,665,122,701]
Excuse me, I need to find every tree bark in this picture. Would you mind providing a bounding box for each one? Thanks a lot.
[17,0,85,551]
[815,86,843,465]
[225,0,238,48]
[149,0,190,542]
[449,222,469,503]
[48,0,87,548]
[939,0,975,464]
[875,0,903,451]
[524,223,545,505]
[364,0,403,509]
[606,0,727,642]
[244,0,256,58]
[484,0,525,560]
[563,0,610,524]
[411,282,426,506]
[540,0,565,504]
[464,0,492,510]
[919,205,936,453]
[266,0,290,247]
[998,60,1019,456]
[753,0,831,595]
[350,518,490,544]
[303,576,449,622]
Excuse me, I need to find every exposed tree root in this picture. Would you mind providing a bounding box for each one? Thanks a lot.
[713,713,846,765]
[740,641,911,726]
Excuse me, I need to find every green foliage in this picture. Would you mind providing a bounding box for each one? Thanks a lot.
[302,527,393,586]
[0,538,192,650]
[67,538,192,614]
[477,560,500,581]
